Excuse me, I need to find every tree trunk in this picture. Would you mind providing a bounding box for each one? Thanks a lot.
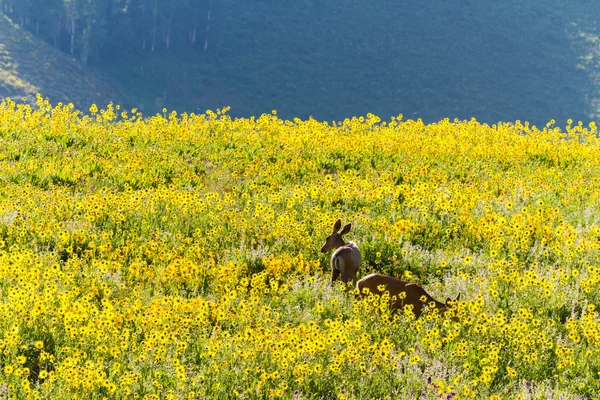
[191,23,196,46]
[70,17,76,55]
[204,0,211,51]
[52,20,59,47]
[165,25,171,51]
[151,0,158,52]
[141,3,146,50]
[49,11,60,48]
[81,41,89,63]
[151,26,156,52]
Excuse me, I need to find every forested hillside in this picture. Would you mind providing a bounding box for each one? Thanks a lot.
[1,0,600,124]
[0,16,134,110]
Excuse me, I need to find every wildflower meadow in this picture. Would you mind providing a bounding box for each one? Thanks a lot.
[1,95,600,399]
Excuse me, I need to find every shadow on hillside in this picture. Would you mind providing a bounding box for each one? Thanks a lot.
[570,23,600,122]
[177,0,599,126]
[2,2,599,125]
[0,16,134,111]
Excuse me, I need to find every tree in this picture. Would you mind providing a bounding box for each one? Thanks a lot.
[2,0,217,62]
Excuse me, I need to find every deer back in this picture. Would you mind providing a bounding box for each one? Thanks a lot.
[357,273,447,317]
[331,242,362,283]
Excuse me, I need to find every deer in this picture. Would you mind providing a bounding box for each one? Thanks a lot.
[356,273,460,318]
[321,219,362,285]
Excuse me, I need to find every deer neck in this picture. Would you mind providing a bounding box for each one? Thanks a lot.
[432,300,446,312]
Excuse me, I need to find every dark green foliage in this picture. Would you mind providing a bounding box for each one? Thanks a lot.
[0,15,135,111]
[1,0,600,125]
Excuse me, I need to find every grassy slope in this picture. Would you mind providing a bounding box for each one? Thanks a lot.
[0,16,136,111]
[100,0,600,126]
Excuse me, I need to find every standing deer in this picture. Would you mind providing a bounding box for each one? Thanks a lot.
[356,273,460,318]
[321,219,362,285]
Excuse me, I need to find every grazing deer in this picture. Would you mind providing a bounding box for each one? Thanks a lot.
[321,219,362,285]
[356,273,460,318]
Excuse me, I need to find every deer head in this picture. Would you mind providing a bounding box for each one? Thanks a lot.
[444,293,461,308]
[320,219,352,253]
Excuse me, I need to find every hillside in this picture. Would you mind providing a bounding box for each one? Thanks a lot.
[2,1,600,125]
[95,0,600,125]
[0,16,135,111]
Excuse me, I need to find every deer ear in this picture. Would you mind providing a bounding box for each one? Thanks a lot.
[446,293,461,306]
[333,219,342,233]
[340,223,352,236]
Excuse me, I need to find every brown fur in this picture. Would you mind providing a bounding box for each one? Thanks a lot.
[321,219,362,285]
[356,273,460,318]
